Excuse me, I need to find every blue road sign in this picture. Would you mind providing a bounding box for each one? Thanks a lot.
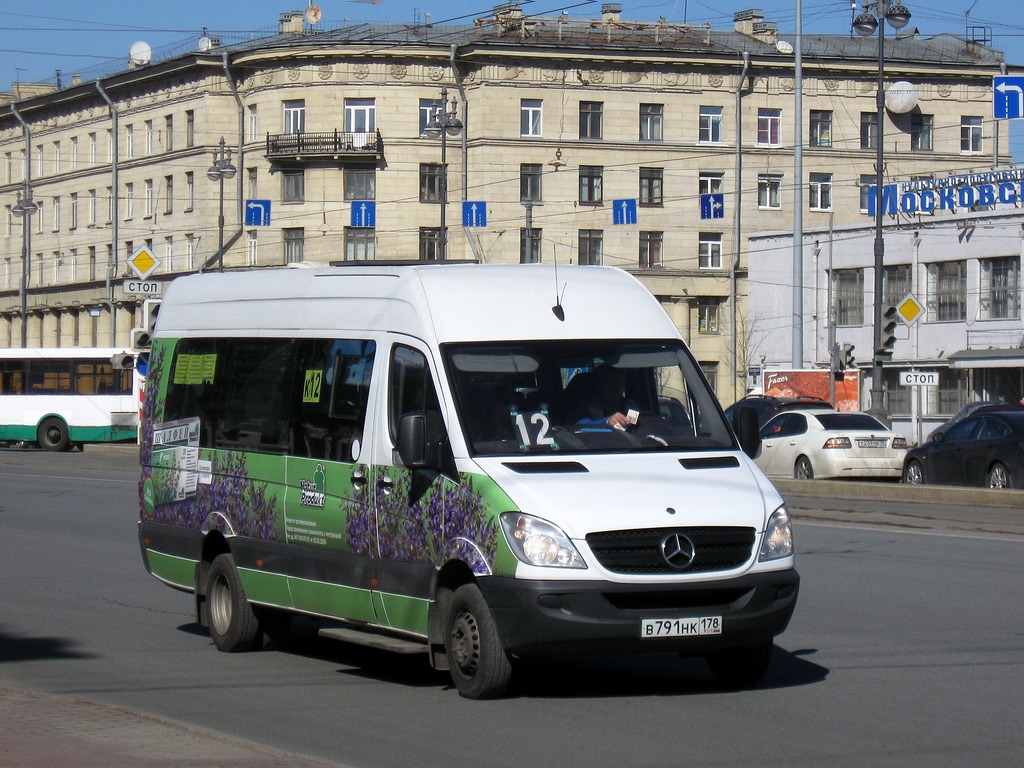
[700,193,725,219]
[612,199,637,225]
[350,200,376,227]
[994,76,1024,119]
[462,201,487,227]
[244,199,271,226]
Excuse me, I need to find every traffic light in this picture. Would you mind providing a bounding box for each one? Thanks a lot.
[131,299,161,350]
[843,343,856,369]
[110,352,135,370]
[877,305,899,359]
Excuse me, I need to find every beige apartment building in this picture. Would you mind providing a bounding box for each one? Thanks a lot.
[0,4,1009,404]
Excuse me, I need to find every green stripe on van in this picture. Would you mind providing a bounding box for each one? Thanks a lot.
[238,568,293,608]
[375,592,429,637]
[147,549,196,589]
[287,576,377,623]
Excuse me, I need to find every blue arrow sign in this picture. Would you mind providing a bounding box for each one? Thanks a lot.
[462,201,487,227]
[994,76,1024,119]
[612,199,637,225]
[350,200,376,228]
[244,199,271,226]
[700,193,725,219]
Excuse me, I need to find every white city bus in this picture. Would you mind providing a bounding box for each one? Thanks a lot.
[0,347,141,451]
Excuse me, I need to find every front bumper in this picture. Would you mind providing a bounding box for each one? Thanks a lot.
[478,568,799,658]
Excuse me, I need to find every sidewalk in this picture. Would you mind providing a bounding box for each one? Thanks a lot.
[0,687,345,768]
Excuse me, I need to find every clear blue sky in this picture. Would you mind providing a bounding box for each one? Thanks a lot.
[3,1,1024,157]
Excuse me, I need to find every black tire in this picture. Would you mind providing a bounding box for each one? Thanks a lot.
[794,456,814,480]
[903,459,925,485]
[987,462,1011,489]
[206,553,260,652]
[705,642,774,689]
[37,417,71,452]
[443,583,512,699]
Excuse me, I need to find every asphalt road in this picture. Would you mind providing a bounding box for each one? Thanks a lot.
[1,445,1022,767]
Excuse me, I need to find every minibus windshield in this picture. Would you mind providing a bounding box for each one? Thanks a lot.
[444,340,735,457]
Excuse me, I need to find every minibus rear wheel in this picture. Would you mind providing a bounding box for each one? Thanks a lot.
[206,553,260,652]
[443,583,512,699]
[37,417,71,452]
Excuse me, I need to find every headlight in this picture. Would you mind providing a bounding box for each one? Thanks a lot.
[758,505,794,561]
[500,513,586,569]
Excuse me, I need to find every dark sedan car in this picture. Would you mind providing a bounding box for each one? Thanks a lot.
[902,409,1024,489]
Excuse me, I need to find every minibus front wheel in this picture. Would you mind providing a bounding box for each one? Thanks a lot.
[206,553,260,652]
[443,583,512,699]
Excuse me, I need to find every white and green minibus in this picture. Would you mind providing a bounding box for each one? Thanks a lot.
[138,263,798,698]
[0,346,139,450]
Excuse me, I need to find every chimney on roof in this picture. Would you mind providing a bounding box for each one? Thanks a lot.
[280,11,304,34]
[493,2,523,21]
[72,74,81,86]
[734,9,777,43]
[602,3,622,22]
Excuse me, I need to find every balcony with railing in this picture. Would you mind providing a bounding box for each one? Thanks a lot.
[265,130,384,161]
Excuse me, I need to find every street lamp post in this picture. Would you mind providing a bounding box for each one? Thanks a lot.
[422,87,464,260]
[12,187,38,348]
[206,136,237,273]
[854,1,911,425]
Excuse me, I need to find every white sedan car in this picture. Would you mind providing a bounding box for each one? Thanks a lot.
[755,409,908,480]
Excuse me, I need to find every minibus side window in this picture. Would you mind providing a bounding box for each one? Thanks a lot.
[163,339,221,448]
[215,339,296,452]
[389,344,454,474]
[293,339,375,462]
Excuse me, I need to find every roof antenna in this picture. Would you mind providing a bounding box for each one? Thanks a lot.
[552,244,566,321]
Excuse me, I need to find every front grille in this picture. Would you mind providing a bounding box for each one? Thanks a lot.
[586,527,756,575]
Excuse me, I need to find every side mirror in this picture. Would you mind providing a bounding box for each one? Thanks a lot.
[734,406,760,458]
[397,412,427,468]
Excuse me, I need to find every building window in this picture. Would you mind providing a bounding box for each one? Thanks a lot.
[833,268,864,326]
[520,163,542,202]
[125,183,134,219]
[247,231,258,267]
[53,141,61,174]
[185,171,194,210]
[699,172,724,196]
[282,167,305,203]
[859,173,875,212]
[980,256,1020,320]
[640,103,663,141]
[125,125,134,159]
[639,231,663,269]
[757,174,782,209]
[419,163,441,202]
[961,115,983,153]
[809,173,832,211]
[69,193,78,230]
[88,189,97,225]
[698,299,721,333]
[698,232,723,269]
[165,236,175,272]
[520,228,541,263]
[911,113,933,151]
[186,234,195,270]
[809,110,832,147]
[283,100,305,134]
[928,261,967,321]
[247,105,258,142]
[757,108,781,146]
[165,115,174,152]
[344,168,376,200]
[89,133,97,164]
[700,362,718,395]
[345,98,376,141]
[578,230,603,265]
[145,120,153,155]
[579,165,603,204]
[185,111,195,147]
[579,101,603,139]
[52,196,61,231]
[70,137,78,169]
[699,106,722,143]
[145,179,154,217]
[883,264,912,306]
[345,228,375,261]
[521,99,542,137]
[860,112,878,150]
[639,167,663,205]
[419,99,436,135]
[419,227,441,261]
[283,228,305,264]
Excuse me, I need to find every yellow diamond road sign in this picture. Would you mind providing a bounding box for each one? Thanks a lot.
[129,246,160,279]
[897,294,925,325]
